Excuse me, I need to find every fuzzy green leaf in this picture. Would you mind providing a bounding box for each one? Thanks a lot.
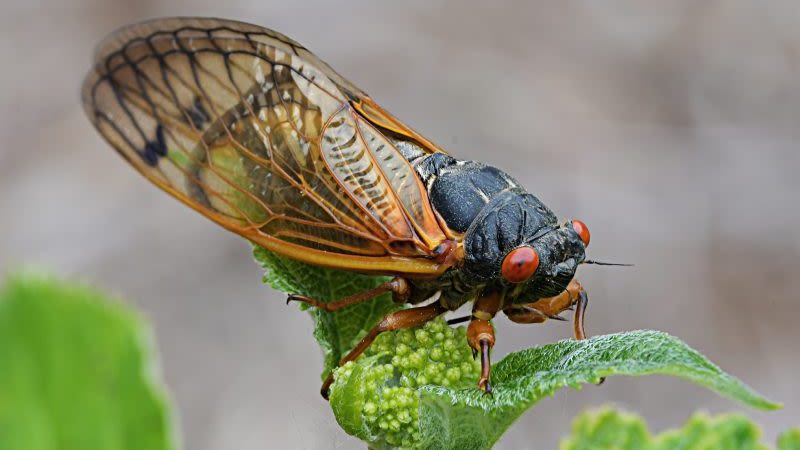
[561,408,797,450]
[0,272,176,450]
[414,331,779,449]
[253,247,400,378]
[252,247,779,449]
[332,329,780,449]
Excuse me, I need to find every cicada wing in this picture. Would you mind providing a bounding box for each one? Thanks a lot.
[82,17,453,275]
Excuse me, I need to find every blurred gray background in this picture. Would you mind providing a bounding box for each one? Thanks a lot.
[2,1,799,448]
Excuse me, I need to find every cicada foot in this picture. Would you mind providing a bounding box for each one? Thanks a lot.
[467,319,495,397]
[571,285,604,385]
[478,374,493,397]
[503,279,605,386]
[476,338,494,397]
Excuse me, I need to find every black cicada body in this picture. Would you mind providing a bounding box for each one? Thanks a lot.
[406,152,589,310]
[82,17,598,397]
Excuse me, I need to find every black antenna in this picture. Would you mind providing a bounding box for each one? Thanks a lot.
[583,259,634,267]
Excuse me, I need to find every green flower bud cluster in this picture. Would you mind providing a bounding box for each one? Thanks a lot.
[331,317,481,449]
[367,318,481,389]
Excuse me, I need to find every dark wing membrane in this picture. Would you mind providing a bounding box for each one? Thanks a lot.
[82,17,453,275]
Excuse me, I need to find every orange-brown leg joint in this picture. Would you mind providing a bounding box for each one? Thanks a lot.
[503,306,549,324]
[468,290,502,394]
[573,285,588,341]
[527,278,583,318]
[506,278,588,341]
[288,277,410,312]
[467,319,495,394]
[567,279,602,383]
[548,278,588,341]
[319,302,446,399]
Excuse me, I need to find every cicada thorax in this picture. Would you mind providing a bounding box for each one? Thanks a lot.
[399,151,588,307]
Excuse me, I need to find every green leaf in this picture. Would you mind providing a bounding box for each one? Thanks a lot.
[561,407,797,450]
[416,331,779,449]
[0,271,176,450]
[253,247,401,378]
[779,429,800,450]
[252,247,780,449]
[332,329,780,449]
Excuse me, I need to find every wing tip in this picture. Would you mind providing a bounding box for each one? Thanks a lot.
[89,16,301,64]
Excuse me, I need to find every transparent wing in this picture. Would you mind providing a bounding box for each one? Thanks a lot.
[82,17,454,275]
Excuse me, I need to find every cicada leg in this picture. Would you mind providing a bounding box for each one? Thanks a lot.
[504,305,567,324]
[466,290,503,395]
[503,278,603,384]
[320,302,447,399]
[287,277,410,312]
[570,285,604,384]
[573,288,589,341]
[504,278,588,339]
[467,318,496,395]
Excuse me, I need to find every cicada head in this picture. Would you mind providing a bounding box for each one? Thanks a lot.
[516,223,588,299]
[462,189,588,302]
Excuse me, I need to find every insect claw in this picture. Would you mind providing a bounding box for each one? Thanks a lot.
[321,374,334,400]
[287,294,313,307]
[548,314,567,321]
[472,348,478,360]
[478,378,493,397]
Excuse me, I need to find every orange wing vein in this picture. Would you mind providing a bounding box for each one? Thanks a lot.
[82,17,454,275]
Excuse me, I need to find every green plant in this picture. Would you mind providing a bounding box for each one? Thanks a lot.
[254,247,781,450]
[561,408,800,450]
[0,254,786,450]
[0,272,177,450]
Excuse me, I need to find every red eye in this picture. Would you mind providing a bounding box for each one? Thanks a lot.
[572,219,590,247]
[501,246,539,283]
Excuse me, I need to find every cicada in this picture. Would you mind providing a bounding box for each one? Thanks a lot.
[83,17,602,398]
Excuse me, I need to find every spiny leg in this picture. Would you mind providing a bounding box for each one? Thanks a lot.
[509,278,588,337]
[573,289,588,341]
[467,318,495,395]
[570,282,604,384]
[503,278,602,384]
[504,305,567,324]
[287,277,409,312]
[320,302,447,399]
[467,290,503,395]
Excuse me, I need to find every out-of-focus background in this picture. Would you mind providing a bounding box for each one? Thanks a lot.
[1,1,798,448]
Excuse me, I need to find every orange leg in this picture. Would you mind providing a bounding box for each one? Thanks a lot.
[503,278,601,383]
[528,278,583,319]
[573,289,588,341]
[467,318,496,394]
[504,305,568,324]
[571,287,603,384]
[287,277,409,312]
[467,290,503,394]
[320,302,447,399]
[504,278,588,339]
